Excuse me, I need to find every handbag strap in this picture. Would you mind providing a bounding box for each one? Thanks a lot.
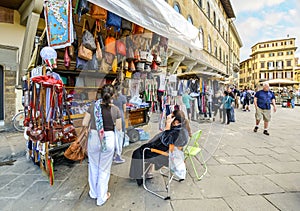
[63,87,72,124]
[82,18,91,34]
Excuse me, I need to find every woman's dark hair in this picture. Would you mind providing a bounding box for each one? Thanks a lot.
[224,90,228,96]
[172,110,185,123]
[101,84,114,106]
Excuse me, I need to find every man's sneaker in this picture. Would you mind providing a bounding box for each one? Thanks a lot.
[253,126,258,132]
[113,155,125,164]
[263,130,270,136]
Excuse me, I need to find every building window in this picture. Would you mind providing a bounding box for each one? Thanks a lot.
[219,47,222,60]
[276,61,283,69]
[174,2,181,14]
[278,52,283,56]
[268,61,274,70]
[269,72,273,79]
[207,36,211,53]
[198,0,202,8]
[207,2,210,19]
[261,54,265,58]
[278,72,282,79]
[269,53,275,57]
[213,12,216,26]
[286,71,291,78]
[287,60,292,66]
[187,15,193,25]
[199,27,204,48]
[214,42,217,57]
[260,62,265,68]
[260,73,265,79]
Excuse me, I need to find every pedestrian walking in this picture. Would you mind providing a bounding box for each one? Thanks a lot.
[222,91,234,124]
[253,82,277,135]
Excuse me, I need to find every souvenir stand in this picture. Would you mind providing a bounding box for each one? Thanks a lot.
[23,0,173,184]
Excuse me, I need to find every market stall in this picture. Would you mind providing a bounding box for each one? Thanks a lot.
[23,0,175,184]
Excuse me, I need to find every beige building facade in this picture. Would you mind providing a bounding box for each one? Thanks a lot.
[240,38,298,89]
[166,0,242,82]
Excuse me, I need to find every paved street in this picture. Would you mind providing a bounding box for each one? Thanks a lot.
[0,105,300,211]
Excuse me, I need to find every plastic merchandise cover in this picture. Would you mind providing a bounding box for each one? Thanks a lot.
[88,0,202,51]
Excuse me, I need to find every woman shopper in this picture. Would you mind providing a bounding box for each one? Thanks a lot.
[129,110,190,186]
[84,84,121,206]
[222,91,234,125]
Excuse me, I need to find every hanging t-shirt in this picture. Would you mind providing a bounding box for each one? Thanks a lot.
[158,74,166,91]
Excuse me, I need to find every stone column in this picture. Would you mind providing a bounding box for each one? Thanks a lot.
[18,0,43,85]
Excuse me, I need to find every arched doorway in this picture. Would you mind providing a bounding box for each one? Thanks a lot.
[0,65,3,121]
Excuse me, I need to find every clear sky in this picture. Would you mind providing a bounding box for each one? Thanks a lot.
[231,0,300,62]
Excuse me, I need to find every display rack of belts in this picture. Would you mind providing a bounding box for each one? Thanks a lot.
[23,65,77,186]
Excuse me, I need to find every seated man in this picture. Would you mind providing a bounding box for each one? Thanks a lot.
[129,110,190,186]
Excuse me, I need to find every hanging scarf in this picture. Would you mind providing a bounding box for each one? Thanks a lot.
[94,100,106,151]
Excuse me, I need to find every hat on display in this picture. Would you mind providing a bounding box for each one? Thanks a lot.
[40,47,57,68]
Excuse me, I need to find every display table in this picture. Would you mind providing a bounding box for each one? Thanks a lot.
[125,107,149,128]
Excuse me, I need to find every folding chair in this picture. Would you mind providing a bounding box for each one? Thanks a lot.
[142,144,181,200]
[184,130,208,180]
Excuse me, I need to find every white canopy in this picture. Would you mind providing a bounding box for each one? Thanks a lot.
[264,79,299,85]
[88,0,202,51]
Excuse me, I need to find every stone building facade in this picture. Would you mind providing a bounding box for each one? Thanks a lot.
[240,38,298,89]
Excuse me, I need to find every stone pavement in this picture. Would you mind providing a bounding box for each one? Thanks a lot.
[0,105,300,210]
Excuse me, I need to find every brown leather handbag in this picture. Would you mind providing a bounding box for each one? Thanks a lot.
[78,44,93,61]
[90,4,107,21]
[64,126,89,161]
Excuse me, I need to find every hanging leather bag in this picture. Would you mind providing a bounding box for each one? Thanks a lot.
[121,19,132,31]
[64,125,89,161]
[132,24,144,35]
[82,19,96,50]
[116,38,126,56]
[99,58,111,74]
[106,11,122,31]
[90,3,107,21]
[64,47,71,69]
[104,52,115,65]
[105,36,116,55]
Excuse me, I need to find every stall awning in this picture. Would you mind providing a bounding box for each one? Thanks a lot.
[88,0,202,51]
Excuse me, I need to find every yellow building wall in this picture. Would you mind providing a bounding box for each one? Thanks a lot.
[0,11,26,59]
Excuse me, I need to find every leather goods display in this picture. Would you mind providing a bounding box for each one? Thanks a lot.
[78,44,93,60]
[106,11,122,31]
[133,24,144,34]
[95,39,103,61]
[76,0,90,22]
[99,58,111,74]
[64,47,71,68]
[64,125,89,161]
[105,36,116,55]
[104,52,115,65]
[82,19,96,51]
[121,19,132,31]
[90,3,107,21]
[116,39,126,56]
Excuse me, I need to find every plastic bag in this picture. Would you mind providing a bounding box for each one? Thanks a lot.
[170,146,186,180]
